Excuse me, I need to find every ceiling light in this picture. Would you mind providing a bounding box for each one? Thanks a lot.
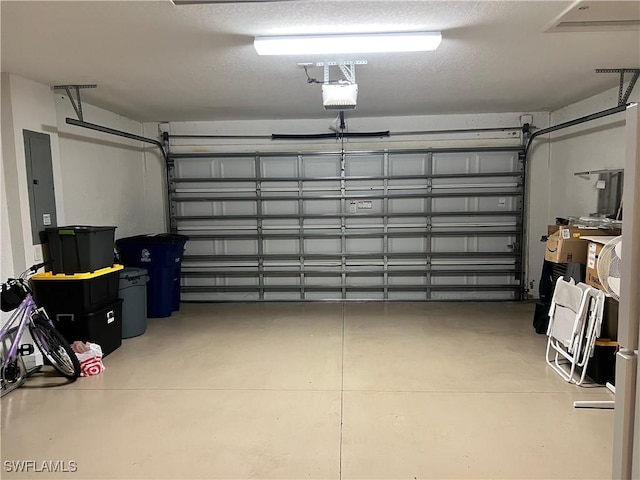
[254,32,442,55]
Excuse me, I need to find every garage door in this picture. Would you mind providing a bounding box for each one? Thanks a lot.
[170,146,525,301]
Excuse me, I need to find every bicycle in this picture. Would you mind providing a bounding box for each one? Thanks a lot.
[1,263,81,397]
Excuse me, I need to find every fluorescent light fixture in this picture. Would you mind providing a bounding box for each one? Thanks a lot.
[254,31,442,55]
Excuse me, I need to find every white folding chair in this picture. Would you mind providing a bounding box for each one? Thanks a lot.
[545,279,604,386]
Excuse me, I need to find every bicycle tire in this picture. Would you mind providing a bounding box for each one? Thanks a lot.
[1,357,26,396]
[0,327,27,389]
[29,317,80,380]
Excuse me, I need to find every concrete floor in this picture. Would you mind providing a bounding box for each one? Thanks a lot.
[1,302,614,479]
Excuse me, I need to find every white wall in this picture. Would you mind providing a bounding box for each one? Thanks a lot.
[167,113,540,152]
[1,78,15,324]
[55,95,165,238]
[142,122,167,234]
[520,84,639,298]
[548,85,639,219]
[6,73,633,302]
[1,73,165,293]
[1,73,63,274]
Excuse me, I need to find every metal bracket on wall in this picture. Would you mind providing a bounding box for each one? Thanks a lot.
[316,61,367,84]
[53,84,97,122]
[574,167,624,177]
[595,69,640,106]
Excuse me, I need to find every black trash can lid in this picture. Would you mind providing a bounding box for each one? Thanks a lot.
[45,225,117,233]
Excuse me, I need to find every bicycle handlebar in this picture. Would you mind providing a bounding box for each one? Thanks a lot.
[30,261,51,273]
[2,261,52,286]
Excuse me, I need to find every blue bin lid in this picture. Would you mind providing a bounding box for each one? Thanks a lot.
[116,234,188,245]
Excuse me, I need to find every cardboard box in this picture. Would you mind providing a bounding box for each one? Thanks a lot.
[547,225,621,239]
[586,241,604,290]
[544,227,622,264]
[583,236,619,290]
[544,232,588,263]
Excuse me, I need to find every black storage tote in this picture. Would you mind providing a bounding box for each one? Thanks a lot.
[45,225,116,274]
[53,299,123,357]
[31,265,123,315]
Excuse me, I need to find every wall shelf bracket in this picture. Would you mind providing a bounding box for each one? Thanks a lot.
[574,168,624,177]
[53,84,97,121]
[595,68,640,106]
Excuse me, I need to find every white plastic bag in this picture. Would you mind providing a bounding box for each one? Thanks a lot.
[72,342,105,377]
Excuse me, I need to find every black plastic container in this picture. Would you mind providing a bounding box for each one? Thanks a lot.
[31,265,123,315]
[45,226,116,274]
[586,340,617,385]
[53,299,123,357]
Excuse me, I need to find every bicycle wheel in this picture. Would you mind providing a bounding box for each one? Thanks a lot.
[29,317,80,380]
[1,331,27,396]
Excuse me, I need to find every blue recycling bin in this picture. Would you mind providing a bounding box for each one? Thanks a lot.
[115,234,188,318]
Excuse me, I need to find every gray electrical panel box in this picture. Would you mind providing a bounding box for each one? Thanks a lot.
[23,130,57,244]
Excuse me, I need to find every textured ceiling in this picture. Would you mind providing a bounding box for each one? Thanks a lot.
[1,0,639,122]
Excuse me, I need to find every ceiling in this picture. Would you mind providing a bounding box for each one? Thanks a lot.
[1,0,639,123]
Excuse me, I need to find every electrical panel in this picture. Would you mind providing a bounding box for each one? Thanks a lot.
[23,130,57,244]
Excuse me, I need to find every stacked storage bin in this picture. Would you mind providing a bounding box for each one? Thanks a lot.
[32,226,123,356]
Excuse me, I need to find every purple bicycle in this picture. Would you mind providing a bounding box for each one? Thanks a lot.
[1,263,80,397]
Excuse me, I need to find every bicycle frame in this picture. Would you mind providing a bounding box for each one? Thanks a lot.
[0,292,42,367]
[2,263,81,393]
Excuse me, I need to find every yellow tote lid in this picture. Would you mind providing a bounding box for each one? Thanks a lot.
[31,264,124,280]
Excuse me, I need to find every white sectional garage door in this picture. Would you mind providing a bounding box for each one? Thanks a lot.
[170,146,525,301]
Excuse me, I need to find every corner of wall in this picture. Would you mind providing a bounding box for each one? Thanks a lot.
[142,122,168,234]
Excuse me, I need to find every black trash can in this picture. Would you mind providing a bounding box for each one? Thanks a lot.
[115,235,188,318]
[119,268,149,338]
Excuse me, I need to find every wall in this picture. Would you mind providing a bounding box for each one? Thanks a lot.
[8,75,633,302]
[55,95,165,238]
[142,122,167,234]
[520,84,639,298]
[548,85,640,219]
[1,73,164,289]
[165,111,550,298]
[1,73,63,275]
[1,78,14,324]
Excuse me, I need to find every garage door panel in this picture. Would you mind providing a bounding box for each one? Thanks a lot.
[262,200,297,215]
[346,217,384,229]
[389,154,428,175]
[303,156,340,177]
[346,238,383,253]
[173,147,524,302]
[303,200,342,215]
[388,237,427,253]
[264,239,299,254]
[345,155,383,176]
[261,157,297,177]
[305,238,340,254]
[477,152,519,173]
[346,275,383,286]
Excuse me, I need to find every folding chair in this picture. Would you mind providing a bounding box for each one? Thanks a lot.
[545,278,604,386]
